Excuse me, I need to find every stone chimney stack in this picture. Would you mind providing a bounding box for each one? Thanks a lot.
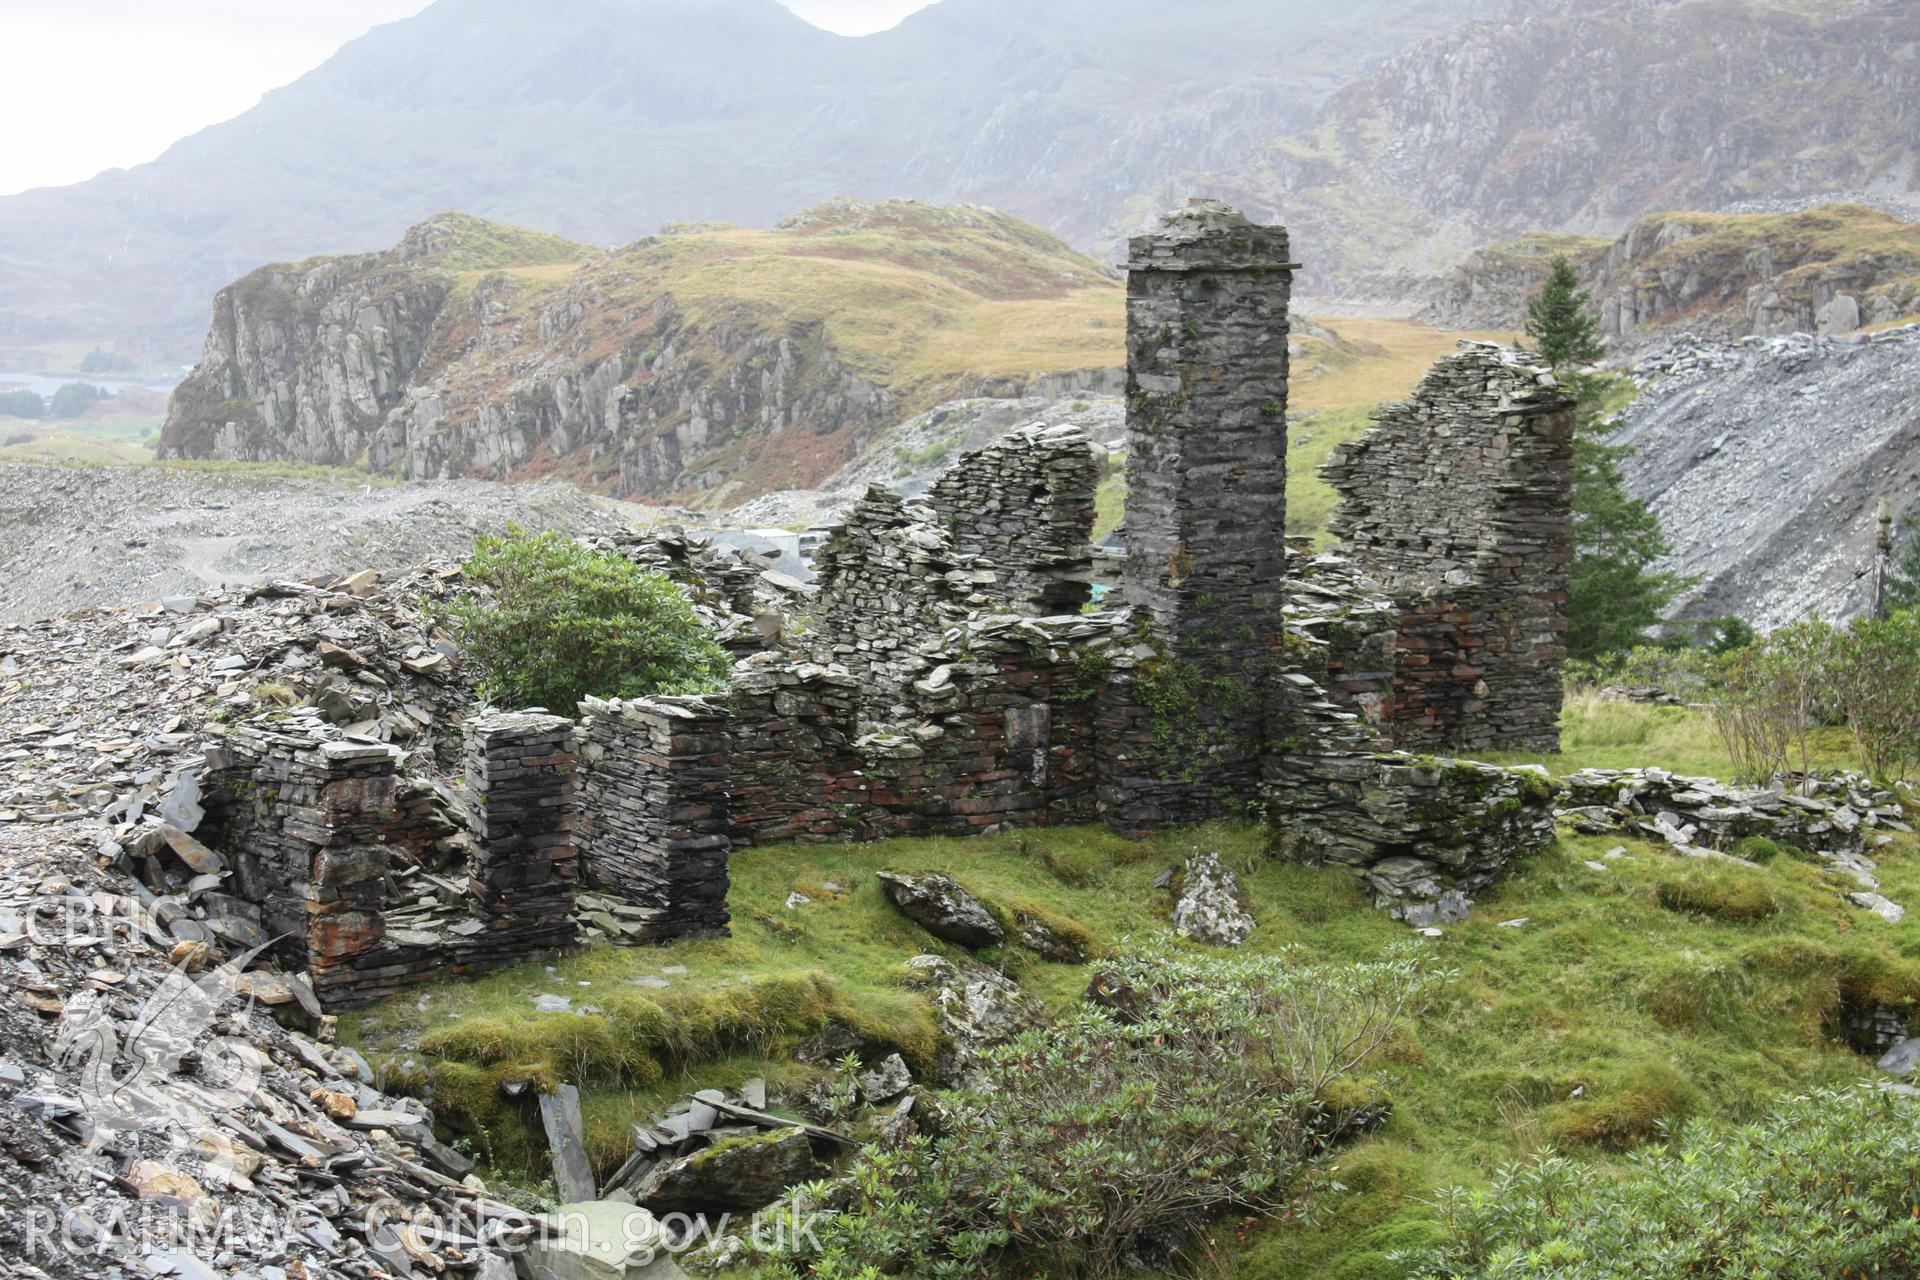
[1121,199,1297,651]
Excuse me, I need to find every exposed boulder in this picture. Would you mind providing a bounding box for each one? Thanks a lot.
[857,1053,913,1106]
[1168,852,1254,946]
[875,872,1004,949]
[902,954,1044,1086]
[1879,1038,1920,1078]
[632,1127,823,1216]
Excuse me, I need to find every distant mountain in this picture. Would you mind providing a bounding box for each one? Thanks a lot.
[157,201,1125,505]
[0,0,1491,361]
[1160,0,1920,297]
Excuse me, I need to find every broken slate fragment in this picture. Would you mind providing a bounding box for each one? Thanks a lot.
[540,1084,597,1204]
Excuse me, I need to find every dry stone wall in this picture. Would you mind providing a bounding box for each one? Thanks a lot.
[806,486,973,706]
[1324,343,1576,753]
[925,423,1099,615]
[808,421,1100,709]
[576,696,734,940]
[462,712,582,956]
[199,713,585,1009]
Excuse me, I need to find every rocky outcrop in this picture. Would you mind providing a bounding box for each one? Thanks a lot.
[159,214,596,464]
[160,202,1124,505]
[1418,233,1611,331]
[1422,205,1920,346]
[1614,325,1920,628]
[1160,0,1920,296]
[1593,207,1920,345]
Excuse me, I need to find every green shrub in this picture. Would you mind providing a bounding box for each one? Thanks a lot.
[1565,644,1720,701]
[764,944,1442,1278]
[1825,610,1920,782]
[1653,863,1779,922]
[1412,1086,1920,1277]
[439,525,729,712]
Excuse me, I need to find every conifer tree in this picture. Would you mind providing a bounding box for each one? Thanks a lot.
[1523,260,1687,659]
[1567,411,1687,660]
[1525,255,1605,369]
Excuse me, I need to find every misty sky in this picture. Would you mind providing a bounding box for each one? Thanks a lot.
[0,0,938,197]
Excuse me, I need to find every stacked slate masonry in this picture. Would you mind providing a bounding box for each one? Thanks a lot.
[192,200,1577,1009]
[199,713,584,1008]
[1324,344,1576,753]
[1111,200,1297,827]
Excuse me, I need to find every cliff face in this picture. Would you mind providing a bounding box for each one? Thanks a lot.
[159,215,597,464]
[1165,0,1920,295]
[159,201,1125,505]
[1417,233,1611,331]
[1419,205,1920,346]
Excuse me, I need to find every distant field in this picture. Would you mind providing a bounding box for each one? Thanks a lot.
[0,394,164,464]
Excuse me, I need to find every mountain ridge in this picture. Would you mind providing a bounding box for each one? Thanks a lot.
[1155,0,1920,297]
[0,0,1495,361]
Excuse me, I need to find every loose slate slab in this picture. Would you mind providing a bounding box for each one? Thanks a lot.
[875,871,1003,948]
[540,1084,597,1204]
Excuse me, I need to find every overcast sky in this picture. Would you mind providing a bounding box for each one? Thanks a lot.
[0,0,937,197]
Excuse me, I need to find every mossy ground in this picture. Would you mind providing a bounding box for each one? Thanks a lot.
[344,700,1920,1276]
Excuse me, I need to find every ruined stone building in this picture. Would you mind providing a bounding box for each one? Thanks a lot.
[193,199,1575,1010]
[1324,345,1576,752]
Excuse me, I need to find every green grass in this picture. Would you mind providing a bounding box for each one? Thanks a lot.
[1093,466,1126,542]
[345,700,1920,1277]
[0,431,153,465]
[1287,404,1374,539]
[1481,689,1861,778]
[347,821,1267,1183]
